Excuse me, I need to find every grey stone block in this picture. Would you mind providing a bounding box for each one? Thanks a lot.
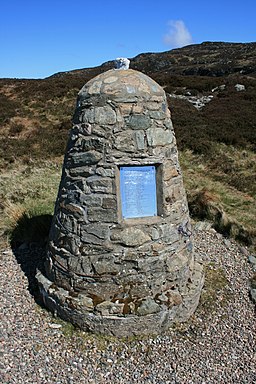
[87,176,113,193]
[111,227,150,247]
[135,130,145,150]
[146,127,173,146]
[69,151,102,167]
[85,223,110,239]
[149,110,166,120]
[127,114,152,130]
[87,208,117,223]
[94,106,117,125]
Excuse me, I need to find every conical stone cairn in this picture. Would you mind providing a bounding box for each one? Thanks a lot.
[36,64,204,336]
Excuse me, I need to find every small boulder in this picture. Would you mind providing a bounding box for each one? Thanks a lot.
[235,84,245,92]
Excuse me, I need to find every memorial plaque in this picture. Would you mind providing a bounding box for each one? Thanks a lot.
[120,165,157,219]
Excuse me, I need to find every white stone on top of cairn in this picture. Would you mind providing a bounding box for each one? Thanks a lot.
[114,57,130,70]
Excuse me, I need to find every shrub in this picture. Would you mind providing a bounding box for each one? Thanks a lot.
[9,123,23,136]
[0,94,19,124]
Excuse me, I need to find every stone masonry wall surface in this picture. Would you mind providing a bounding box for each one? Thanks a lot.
[37,69,204,336]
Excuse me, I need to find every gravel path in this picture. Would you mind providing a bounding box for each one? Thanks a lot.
[1,227,256,383]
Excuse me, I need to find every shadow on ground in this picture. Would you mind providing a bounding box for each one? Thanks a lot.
[11,214,52,304]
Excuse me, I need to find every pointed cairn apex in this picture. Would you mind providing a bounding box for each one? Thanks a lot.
[114,57,130,70]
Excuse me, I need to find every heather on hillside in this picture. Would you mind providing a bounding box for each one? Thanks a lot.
[0,42,255,245]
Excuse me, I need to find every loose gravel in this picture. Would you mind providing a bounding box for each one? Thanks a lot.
[1,227,256,383]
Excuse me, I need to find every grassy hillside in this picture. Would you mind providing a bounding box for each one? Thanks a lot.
[0,42,255,248]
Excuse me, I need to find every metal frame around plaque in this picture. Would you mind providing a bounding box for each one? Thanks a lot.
[119,165,157,219]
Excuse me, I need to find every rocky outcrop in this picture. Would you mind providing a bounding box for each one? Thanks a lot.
[169,93,214,110]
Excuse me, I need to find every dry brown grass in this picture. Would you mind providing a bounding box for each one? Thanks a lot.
[0,160,61,243]
[180,149,256,247]
[0,199,26,242]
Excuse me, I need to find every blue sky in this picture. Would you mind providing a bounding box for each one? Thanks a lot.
[0,0,255,78]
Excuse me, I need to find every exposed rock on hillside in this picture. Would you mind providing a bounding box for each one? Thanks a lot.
[169,93,214,110]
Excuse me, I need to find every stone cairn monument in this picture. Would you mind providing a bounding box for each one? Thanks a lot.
[37,58,204,336]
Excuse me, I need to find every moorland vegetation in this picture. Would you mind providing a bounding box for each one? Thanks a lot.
[0,42,255,248]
